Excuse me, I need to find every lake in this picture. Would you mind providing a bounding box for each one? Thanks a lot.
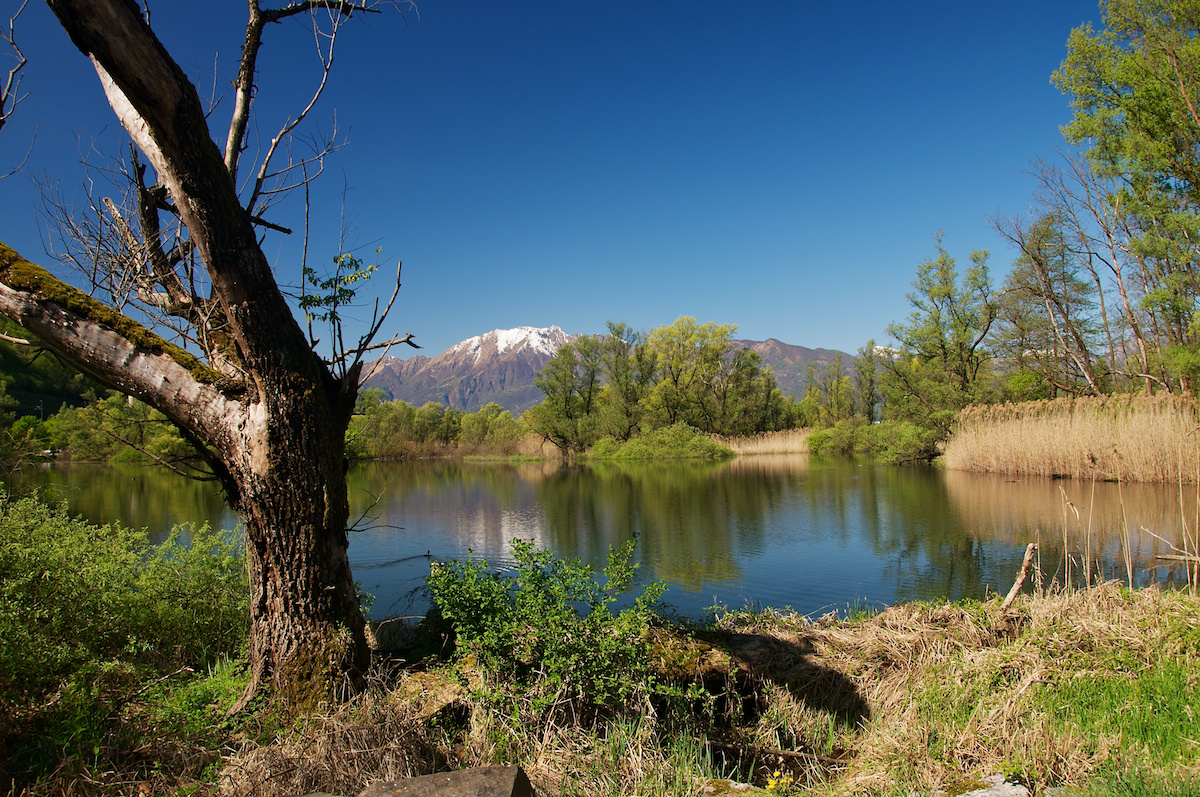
[21,456,1198,620]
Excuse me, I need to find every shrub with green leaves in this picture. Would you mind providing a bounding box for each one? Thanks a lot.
[424,538,665,717]
[588,422,733,459]
[807,418,940,464]
[0,497,247,705]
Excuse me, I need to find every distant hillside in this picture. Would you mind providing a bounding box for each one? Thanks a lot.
[361,326,577,414]
[734,339,850,399]
[362,327,852,414]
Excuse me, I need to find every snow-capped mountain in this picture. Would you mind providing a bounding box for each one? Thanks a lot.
[360,325,851,415]
[444,326,569,363]
[361,326,576,414]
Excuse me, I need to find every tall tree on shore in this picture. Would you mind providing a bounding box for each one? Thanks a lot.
[1053,0,1200,392]
[853,340,879,423]
[597,321,656,442]
[882,237,998,433]
[525,335,603,454]
[994,212,1106,396]
[0,0,415,704]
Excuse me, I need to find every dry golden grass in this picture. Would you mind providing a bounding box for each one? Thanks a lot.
[717,584,1200,796]
[217,686,452,797]
[513,433,558,458]
[944,395,1200,483]
[715,428,813,456]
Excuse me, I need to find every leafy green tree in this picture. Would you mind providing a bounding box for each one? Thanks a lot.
[882,237,999,434]
[482,408,523,451]
[45,391,194,464]
[354,387,387,415]
[530,317,794,451]
[701,347,789,436]
[1053,0,1200,391]
[645,316,738,431]
[816,354,855,424]
[994,213,1106,397]
[413,401,462,444]
[459,401,523,452]
[526,336,603,454]
[360,400,419,458]
[0,381,43,483]
[854,340,879,422]
[597,321,656,441]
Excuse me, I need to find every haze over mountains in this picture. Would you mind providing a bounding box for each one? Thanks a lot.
[361,326,848,414]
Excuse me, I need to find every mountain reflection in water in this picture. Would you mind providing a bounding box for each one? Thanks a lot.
[27,457,1196,620]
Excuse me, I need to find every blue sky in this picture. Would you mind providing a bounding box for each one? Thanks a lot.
[1,1,1102,358]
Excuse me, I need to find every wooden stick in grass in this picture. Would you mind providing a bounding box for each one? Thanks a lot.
[1001,543,1038,613]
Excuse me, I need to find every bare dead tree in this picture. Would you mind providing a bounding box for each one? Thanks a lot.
[1024,154,1170,392]
[0,0,418,704]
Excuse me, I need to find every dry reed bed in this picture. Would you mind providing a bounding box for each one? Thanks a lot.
[944,395,1200,483]
[216,585,1200,797]
[715,428,813,456]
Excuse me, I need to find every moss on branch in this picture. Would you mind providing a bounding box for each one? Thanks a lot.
[0,242,224,385]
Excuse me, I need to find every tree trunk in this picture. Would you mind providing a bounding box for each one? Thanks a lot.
[234,404,368,704]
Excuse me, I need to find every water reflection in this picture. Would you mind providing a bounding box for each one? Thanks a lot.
[18,462,237,536]
[942,470,1196,588]
[25,457,1196,620]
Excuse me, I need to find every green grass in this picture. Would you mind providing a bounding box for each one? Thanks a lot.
[1082,770,1200,796]
[1044,655,1200,772]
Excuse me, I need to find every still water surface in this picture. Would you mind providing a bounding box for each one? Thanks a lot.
[25,456,1198,620]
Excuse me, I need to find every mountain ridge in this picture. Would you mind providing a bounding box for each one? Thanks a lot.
[361,326,848,414]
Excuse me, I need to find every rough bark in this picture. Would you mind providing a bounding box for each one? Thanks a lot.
[0,0,377,702]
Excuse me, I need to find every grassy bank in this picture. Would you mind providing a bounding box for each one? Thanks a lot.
[212,584,1200,797]
[944,395,1200,483]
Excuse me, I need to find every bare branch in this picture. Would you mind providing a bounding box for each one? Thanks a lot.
[223,2,267,183]
[230,1,393,213]
[0,0,29,138]
[245,36,338,213]
[344,259,406,374]
[262,0,383,24]
[251,214,293,234]
[100,426,219,482]
[327,331,420,366]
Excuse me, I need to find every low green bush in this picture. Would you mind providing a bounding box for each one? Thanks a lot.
[864,420,941,464]
[0,497,247,704]
[807,417,865,456]
[424,538,665,717]
[808,418,940,464]
[587,422,733,460]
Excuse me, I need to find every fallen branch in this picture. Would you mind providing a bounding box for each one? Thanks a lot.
[1001,543,1038,613]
